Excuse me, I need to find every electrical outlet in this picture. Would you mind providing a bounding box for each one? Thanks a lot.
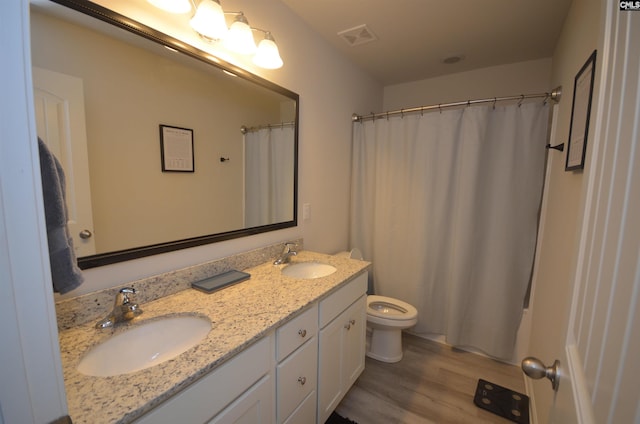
[303,203,310,220]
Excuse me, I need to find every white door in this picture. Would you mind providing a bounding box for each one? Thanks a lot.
[33,66,96,256]
[526,7,640,423]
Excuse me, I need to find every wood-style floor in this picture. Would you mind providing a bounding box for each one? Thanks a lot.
[335,333,526,424]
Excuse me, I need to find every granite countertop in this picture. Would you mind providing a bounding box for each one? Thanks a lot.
[58,251,370,424]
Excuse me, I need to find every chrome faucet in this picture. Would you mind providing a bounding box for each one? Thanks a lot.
[95,287,143,329]
[274,242,298,265]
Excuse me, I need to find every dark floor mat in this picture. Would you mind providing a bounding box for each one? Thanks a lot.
[473,379,530,424]
[325,411,358,424]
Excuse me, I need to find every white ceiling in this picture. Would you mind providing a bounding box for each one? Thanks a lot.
[280,0,573,86]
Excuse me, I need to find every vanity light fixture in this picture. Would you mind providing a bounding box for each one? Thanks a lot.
[148,0,284,69]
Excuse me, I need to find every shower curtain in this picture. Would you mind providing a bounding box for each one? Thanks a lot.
[245,126,295,227]
[350,102,549,360]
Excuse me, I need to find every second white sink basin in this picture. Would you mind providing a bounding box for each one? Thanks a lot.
[77,315,211,377]
[282,262,337,279]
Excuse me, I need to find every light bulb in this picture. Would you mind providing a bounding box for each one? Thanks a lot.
[253,33,283,69]
[224,14,257,55]
[190,0,228,40]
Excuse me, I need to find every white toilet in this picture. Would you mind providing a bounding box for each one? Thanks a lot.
[335,248,418,363]
[366,295,418,363]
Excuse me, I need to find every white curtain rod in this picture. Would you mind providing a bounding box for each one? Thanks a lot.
[352,87,562,123]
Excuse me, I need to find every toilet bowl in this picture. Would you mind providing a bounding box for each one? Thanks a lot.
[333,248,418,363]
[366,295,418,363]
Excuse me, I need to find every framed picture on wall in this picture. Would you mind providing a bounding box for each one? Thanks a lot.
[160,124,194,172]
[565,50,597,171]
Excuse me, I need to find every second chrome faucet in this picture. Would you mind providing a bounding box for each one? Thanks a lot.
[274,242,298,265]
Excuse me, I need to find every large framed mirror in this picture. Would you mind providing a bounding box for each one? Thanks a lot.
[30,0,299,269]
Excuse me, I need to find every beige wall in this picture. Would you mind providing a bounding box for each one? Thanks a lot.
[527,0,603,420]
[383,58,553,111]
[52,0,382,297]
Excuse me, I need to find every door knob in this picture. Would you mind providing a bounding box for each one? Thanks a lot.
[521,357,560,391]
[79,229,93,239]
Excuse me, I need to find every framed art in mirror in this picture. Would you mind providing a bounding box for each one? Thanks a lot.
[160,125,195,173]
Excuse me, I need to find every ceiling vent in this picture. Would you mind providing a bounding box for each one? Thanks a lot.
[337,24,378,47]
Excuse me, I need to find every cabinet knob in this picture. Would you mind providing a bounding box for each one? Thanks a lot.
[298,329,307,338]
[298,376,306,385]
[345,319,356,330]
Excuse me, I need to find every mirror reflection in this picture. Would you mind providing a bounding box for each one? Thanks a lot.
[30,1,298,269]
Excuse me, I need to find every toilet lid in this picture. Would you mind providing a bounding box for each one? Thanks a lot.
[367,295,418,320]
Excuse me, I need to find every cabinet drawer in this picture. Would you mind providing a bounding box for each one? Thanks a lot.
[277,337,318,422]
[319,272,367,328]
[276,304,318,362]
[282,390,316,424]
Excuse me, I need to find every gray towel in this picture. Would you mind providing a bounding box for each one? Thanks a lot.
[38,138,84,294]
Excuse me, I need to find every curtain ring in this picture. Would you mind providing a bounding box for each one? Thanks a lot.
[400,108,404,118]
[467,100,471,108]
[518,95,524,107]
[421,107,424,116]
[543,93,549,106]
[386,111,389,120]
[492,98,497,110]
[438,104,442,114]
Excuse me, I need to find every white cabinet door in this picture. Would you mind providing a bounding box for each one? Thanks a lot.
[343,296,366,390]
[317,295,366,423]
[209,375,274,424]
[318,313,344,423]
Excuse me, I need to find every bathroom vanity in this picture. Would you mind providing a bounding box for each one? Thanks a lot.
[56,251,369,423]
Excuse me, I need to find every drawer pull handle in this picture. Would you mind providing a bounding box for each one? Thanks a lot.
[298,376,307,385]
[345,319,356,330]
[298,329,307,338]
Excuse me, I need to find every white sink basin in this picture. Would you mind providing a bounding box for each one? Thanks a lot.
[282,262,337,279]
[77,315,211,377]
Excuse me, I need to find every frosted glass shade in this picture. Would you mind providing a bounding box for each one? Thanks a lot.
[190,0,228,40]
[224,15,257,55]
[147,0,191,14]
[253,35,283,69]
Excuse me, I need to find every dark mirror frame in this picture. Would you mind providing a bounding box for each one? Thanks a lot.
[42,0,299,269]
